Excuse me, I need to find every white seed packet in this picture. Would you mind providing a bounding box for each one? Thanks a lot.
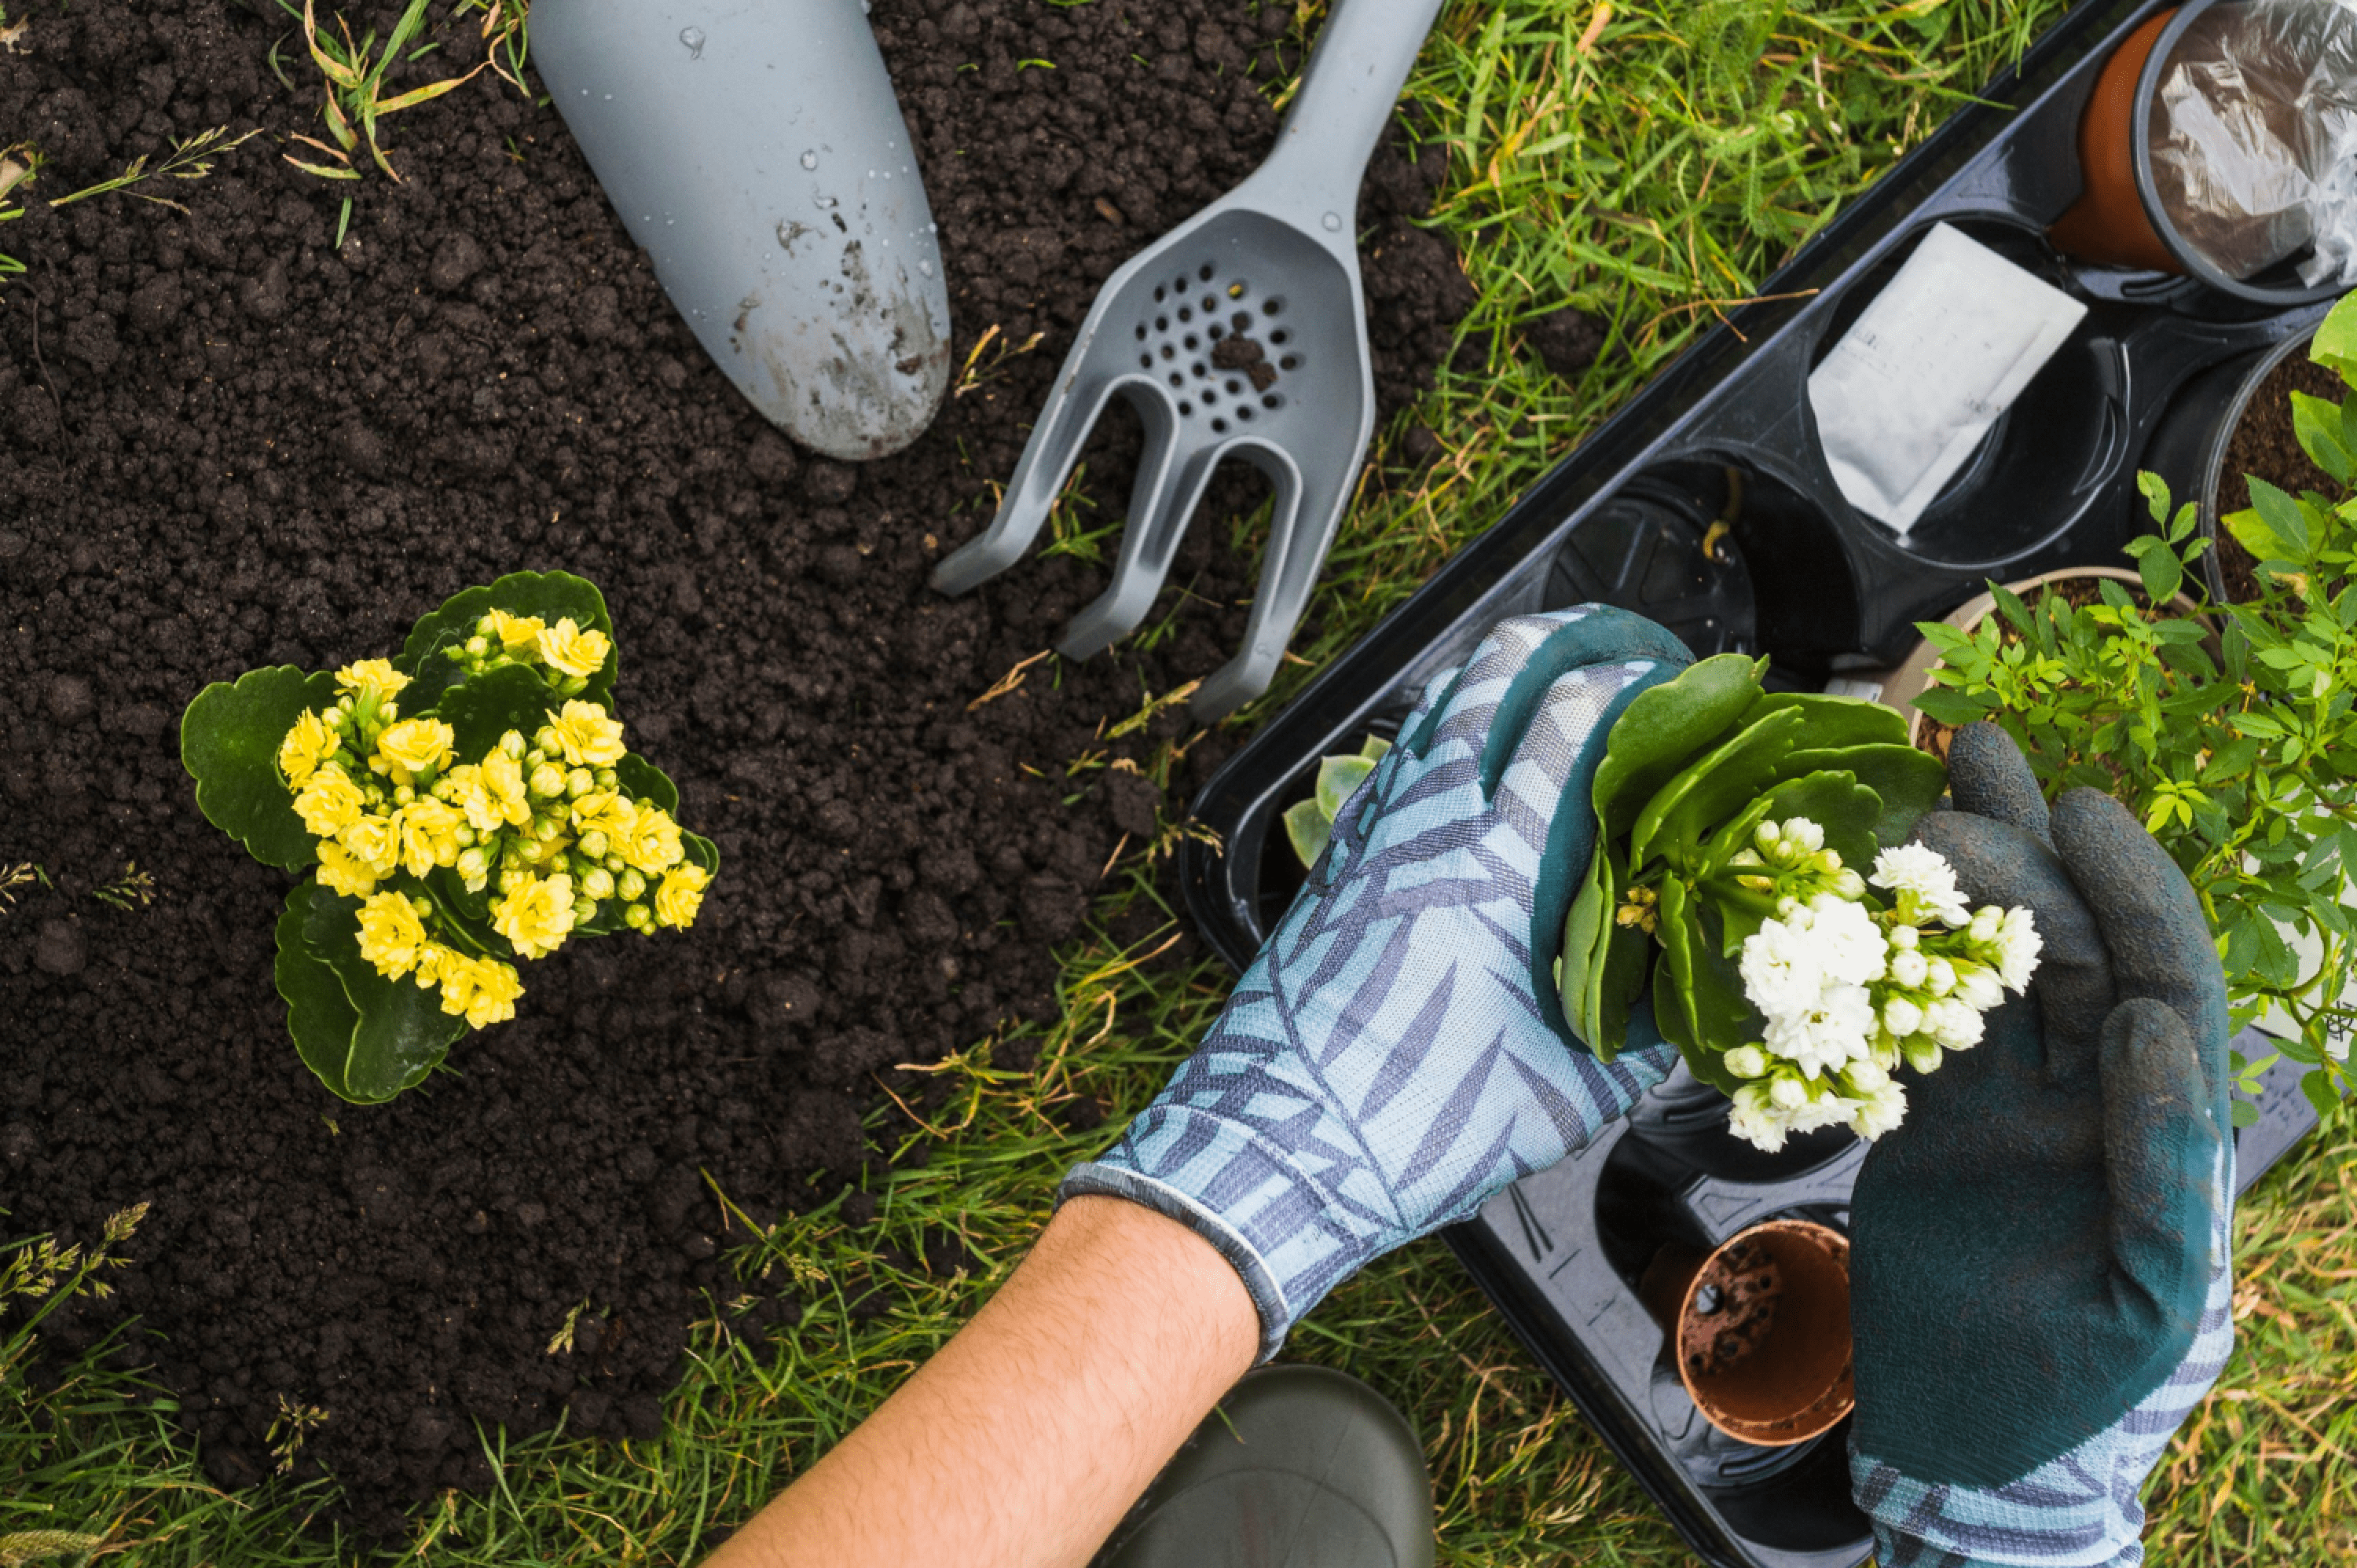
[1809,222,2089,534]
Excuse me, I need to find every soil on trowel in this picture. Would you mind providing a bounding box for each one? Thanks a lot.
[2213,346,2344,603]
[0,0,1468,1530]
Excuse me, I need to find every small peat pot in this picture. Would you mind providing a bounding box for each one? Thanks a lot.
[2048,0,2348,306]
[1639,1221,1856,1448]
[1880,566,2200,755]
[2145,321,2340,603]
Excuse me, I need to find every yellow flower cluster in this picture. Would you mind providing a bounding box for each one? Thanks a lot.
[277,658,709,1038]
[442,611,614,689]
[354,892,525,1029]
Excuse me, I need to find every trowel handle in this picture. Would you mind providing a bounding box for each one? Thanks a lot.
[1259,0,1450,215]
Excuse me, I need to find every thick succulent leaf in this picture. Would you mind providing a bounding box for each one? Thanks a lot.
[1654,879,1757,1074]
[182,665,340,872]
[1283,798,1332,870]
[1592,653,1764,839]
[1746,690,1908,749]
[434,662,566,766]
[1559,847,1617,1060]
[683,830,720,875]
[1358,735,1393,764]
[395,570,618,711]
[616,753,680,815]
[1780,743,1948,846]
[1755,769,1884,874]
[1629,707,1804,871]
[1314,753,1376,820]
[280,881,465,1103]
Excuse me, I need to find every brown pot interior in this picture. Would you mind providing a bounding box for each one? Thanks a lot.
[2047,9,2181,273]
[1641,1219,1856,1446]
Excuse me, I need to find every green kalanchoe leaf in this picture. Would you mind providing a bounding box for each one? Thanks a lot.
[396,570,619,712]
[1779,745,1945,846]
[182,665,342,872]
[277,881,466,1103]
[1314,753,1377,819]
[1591,654,1762,838]
[1629,706,1803,871]
[616,753,681,815]
[434,661,557,765]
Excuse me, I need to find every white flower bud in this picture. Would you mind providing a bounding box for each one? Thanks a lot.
[1888,924,1919,950]
[1882,996,1924,1038]
[1956,965,2005,1012]
[1769,1075,1808,1111]
[1757,819,1781,852]
[1832,868,1866,899]
[1843,1057,1890,1093]
[1789,818,1824,852]
[1890,947,1928,987]
[1970,906,2003,943]
[1776,895,1800,918]
[1925,957,1956,996]
[1903,1037,1945,1075]
[1724,1045,1770,1079]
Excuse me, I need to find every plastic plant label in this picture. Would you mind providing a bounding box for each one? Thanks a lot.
[1809,222,2088,533]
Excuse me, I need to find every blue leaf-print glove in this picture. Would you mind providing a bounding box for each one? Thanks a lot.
[1061,606,1694,1358]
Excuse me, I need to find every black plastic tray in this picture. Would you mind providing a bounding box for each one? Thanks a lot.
[1176,2,2329,1562]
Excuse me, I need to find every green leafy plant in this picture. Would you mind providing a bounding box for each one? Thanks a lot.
[180,571,718,1105]
[0,127,261,279]
[1915,291,2357,1121]
[1281,735,1392,868]
[1559,654,1972,1149]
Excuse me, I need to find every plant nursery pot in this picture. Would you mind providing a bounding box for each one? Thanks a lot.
[1640,1220,1856,1447]
[2046,9,2182,276]
[2143,322,2337,603]
[2048,1,2347,306]
[1884,566,2201,753]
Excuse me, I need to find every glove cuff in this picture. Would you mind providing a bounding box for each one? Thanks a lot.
[1851,1458,2143,1568]
[1060,1103,1369,1361]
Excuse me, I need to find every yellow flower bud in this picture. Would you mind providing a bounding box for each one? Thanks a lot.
[537,617,611,678]
[529,764,566,798]
[581,866,615,900]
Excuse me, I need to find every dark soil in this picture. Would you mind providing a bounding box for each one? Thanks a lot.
[2212,341,2342,603]
[0,0,1469,1530]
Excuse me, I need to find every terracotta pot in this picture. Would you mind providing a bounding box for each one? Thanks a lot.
[1639,1219,1856,1446]
[1883,566,2202,749]
[2047,9,2181,274]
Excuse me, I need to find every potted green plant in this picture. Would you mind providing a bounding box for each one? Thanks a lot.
[1912,290,2357,1118]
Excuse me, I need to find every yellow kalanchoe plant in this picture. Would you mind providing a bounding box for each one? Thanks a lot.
[181,571,719,1104]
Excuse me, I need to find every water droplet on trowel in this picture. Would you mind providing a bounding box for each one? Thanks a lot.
[1321,211,1342,232]
[678,26,706,57]
[801,150,818,170]
[917,259,934,277]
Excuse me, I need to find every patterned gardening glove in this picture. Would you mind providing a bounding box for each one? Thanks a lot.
[1849,723,2234,1566]
[1062,606,1695,1359]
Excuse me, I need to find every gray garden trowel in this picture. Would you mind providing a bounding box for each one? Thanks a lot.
[534,0,951,461]
[930,0,1450,719]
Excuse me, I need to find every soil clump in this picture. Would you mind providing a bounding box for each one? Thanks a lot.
[0,0,1467,1529]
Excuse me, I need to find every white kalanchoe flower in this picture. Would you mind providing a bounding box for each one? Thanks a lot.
[1969,905,2003,943]
[1724,1044,1770,1079]
[1842,1056,1891,1093]
[1882,995,1925,1039]
[1953,963,2006,1013]
[1763,981,1877,1078]
[1888,923,1919,951]
[1992,907,2042,993]
[1870,842,1974,928]
[1923,998,1985,1051]
[1806,893,1889,986]
[1849,1080,1908,1139]
[1888,947,1929,988]
[1903,1037,1945,1075]
[1769,1075,1808,1111]
[1729,1082,1788,1152]
[1924,956,1957,997]
[1739,911,1827,1020]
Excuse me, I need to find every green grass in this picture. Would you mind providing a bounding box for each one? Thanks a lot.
[12,2,2353,1563]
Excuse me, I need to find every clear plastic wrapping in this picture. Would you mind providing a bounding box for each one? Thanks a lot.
[2149,0,2357,285]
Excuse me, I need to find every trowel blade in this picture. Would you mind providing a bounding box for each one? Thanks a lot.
[535,0,952,461]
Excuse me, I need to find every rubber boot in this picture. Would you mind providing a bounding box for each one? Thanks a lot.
[1094,1365,1435,1568]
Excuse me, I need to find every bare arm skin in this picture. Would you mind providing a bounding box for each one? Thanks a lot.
[706,1195,1260,1568]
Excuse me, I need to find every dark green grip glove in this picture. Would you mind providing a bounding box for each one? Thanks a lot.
[1849,722,2232,1490]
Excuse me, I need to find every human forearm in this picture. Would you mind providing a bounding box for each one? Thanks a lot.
[706,1196,1258,1568]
